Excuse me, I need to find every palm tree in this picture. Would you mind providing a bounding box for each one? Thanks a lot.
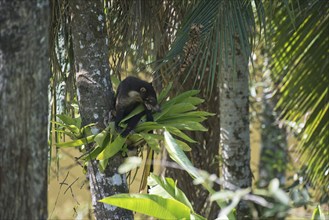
[49,0,329,218]
[156,0,328,216]
[51,0,260,218]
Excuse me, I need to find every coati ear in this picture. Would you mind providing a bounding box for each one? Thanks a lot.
[140,87,146,93]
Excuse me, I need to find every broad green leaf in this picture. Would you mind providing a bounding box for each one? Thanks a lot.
[159,116,206,123]
[154,104,174,120]
[168,111,215,118]
[158,111,215,124]
[158,82,173,103]
[175,139,191,151]
[53,129,79,139]
[186,111,215,117]
[100,194,191,219]
[126,133,144,144]
[164,130,199,179]
[190,213,207,220]
[97,135,126,160]
[164,131,231,218]
[164,121,208,131]
[185,97,204,105]
[56,135,95,148]
[148,173,193,210]
[66,125,81,136]
[110,75,120,89]
[56,114,81,128]
[170,90,200,103]
[120,105,144,124]
[135,122,164,132]
[53,119,81,137]
[165,126,197,143]
[94,130,107,146]
[162,90,200,108]
[96,128,113,150]
[136,121,200,143]
[80,123,97,136]
[163,103,197,115]
[51,120,66,127]
[82,146,103,161]
[139,133,162,152]
[311,205,325,220]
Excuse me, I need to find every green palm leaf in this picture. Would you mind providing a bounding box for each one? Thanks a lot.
[156,0,265,94]
[268,0,329,189]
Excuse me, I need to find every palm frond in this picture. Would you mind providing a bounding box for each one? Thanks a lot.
[155,0,266,94]
[105,0,195,79]
[268,0,329,189]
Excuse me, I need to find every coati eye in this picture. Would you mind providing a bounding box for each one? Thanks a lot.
[140,87,146,93]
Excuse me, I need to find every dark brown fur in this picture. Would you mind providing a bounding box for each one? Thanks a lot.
[115,76,160,137]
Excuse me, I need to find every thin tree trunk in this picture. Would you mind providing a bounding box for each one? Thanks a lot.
[68,0,133,219]
[0,0,49,219]
[220,35,252,219]
[259,72,287,187]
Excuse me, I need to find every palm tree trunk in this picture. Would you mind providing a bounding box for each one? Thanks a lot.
[69,0,133,219]
[0,0,49,219]
[259,72,287,187]
[220,35,252,219]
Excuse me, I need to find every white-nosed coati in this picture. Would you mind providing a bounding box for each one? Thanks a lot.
[115,76,161,137]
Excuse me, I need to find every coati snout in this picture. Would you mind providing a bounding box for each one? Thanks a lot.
[115,76,160,137]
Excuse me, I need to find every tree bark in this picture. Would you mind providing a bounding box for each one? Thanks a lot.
[69,0,133,219]
[0,0,49,219]
[220,35,252,219]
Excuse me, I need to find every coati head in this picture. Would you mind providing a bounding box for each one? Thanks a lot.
[115,76,161,136]
[138,86,161,112]
[122,77,161,112]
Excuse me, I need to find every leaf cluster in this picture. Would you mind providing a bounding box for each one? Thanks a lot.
[101,132,327,220]
[55,83,214,172]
